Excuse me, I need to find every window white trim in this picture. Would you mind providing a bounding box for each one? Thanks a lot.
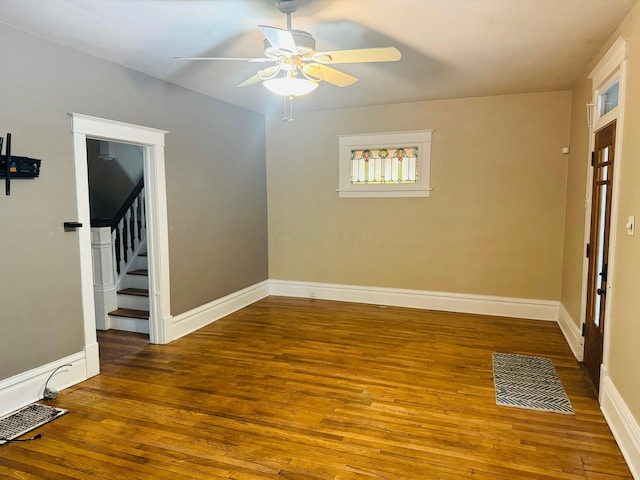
[337,130,433,198]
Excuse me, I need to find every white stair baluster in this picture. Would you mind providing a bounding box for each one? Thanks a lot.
[132,197,140,250]
[111,229,118,279]
[125,209,133,261]
[118,218,126,275]
[139,188,147,240]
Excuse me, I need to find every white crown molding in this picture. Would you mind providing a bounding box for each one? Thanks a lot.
[601,375,640,480]
[268,280,559,321]
[558,303,584,361]
[0,352,87,418]
[170,280,270,341]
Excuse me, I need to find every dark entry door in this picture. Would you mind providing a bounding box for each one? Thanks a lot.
[583,120,616,390]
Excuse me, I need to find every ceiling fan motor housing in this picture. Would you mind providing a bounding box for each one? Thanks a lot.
[275,0,300,14]
[264,30,316,58]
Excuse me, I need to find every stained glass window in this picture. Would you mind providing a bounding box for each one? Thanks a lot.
[338,130,433,198]
[350,147,418,184]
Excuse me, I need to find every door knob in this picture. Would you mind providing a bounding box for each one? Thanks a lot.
[597,288,606,295]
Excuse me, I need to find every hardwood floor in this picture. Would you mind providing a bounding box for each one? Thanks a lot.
[0,297,632,479]
[96,329,150,368]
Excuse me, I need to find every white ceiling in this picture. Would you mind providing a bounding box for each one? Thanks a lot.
[0,0,636,115]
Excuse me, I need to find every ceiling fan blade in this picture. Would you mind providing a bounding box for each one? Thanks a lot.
[175,56,274,63]
[303,64,358,87]
[312,47,401,64]
[258,25,298,55]
[237,66,281,87]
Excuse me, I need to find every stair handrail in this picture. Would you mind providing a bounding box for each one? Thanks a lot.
[91,178,144,230]
[90,178,146,278]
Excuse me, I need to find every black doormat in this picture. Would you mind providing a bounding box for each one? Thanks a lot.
[0,403,68,444]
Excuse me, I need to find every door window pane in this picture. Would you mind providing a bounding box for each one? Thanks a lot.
[599,81,619,117]
[594,183,608,327]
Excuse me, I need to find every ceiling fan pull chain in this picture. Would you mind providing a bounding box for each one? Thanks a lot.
[282,96,287,121]
[282,96,290,122]
[289,96,294,122]
[282,96,294,123]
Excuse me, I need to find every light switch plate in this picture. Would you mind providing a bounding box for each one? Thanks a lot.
[626,216,635,236]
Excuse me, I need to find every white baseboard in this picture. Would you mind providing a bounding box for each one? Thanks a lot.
[601,375,640,479]
[269,280,560,321]
[170,280,270,341]
[558,303,584,361]
[85,341,100,378]
[0,352,88,417]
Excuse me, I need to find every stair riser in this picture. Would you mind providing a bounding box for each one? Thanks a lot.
[117,294,149,311]
[109,316,149,334]
[122,274,149,290]
[131,256,148,271]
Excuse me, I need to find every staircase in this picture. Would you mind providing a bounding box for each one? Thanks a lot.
[91,178,150,335]
[108,251,150,334]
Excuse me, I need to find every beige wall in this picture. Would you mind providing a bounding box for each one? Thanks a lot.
[560,78,592,322]
[609,3,640,424]
[165,87,268,314]
[561,3,640,422]
[267,92,571,300]
[0,24,268,380]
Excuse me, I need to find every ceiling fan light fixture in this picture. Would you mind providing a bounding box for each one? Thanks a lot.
[263,74,318,97]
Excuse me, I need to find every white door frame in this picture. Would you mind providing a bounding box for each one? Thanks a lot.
[70,113,172,376]
[579,37,627,393]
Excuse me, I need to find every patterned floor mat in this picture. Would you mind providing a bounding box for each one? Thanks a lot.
[492,353,574,415]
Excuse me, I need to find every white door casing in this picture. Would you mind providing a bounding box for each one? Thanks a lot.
[580,37,627,393]
[70,113,171,377]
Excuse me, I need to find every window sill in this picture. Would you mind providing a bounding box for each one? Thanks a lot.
[337,187,432,198]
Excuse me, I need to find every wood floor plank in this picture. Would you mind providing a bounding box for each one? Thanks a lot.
[0,297,632,479]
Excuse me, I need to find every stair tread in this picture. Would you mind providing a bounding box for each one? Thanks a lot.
[108,308,149,320]
[138,252,148,257]
[129,269,148,276]
[118,288,149,297]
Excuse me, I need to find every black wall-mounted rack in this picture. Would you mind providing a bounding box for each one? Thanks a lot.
[0,133,42,196]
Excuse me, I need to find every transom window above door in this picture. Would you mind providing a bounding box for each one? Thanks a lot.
[599,80,619,118]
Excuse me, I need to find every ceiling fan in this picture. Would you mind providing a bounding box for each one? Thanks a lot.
[176,0,402,98]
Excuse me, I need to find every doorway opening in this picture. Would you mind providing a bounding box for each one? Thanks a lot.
[70,114,171,377]
[87,139,150,338]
